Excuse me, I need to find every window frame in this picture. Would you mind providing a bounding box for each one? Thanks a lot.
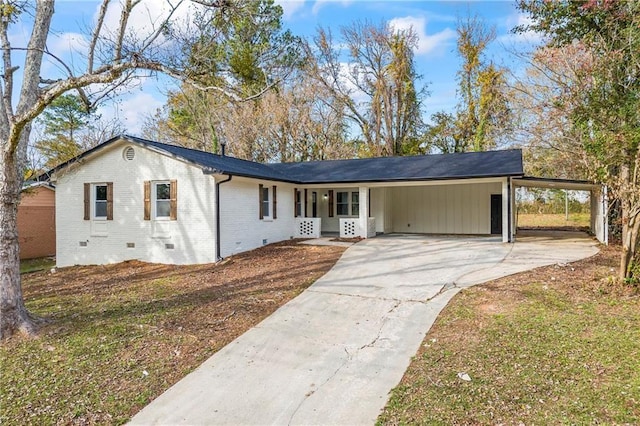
[93,183,108,220]
[261,185,271,219]
[259,184,278,221]
[351,191,360,216]
[335,190,360,217]
[153,181,172,220]
[295,189,302,218]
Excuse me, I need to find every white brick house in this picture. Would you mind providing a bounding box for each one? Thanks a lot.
[48,135,606,267]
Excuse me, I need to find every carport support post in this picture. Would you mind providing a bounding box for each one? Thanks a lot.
[359,186,369,238]
[591,186,608,245]
[502,178,514,243]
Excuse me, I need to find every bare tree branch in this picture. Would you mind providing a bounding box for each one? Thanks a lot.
[87,0,110,74]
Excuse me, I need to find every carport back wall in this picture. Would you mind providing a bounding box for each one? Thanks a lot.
[390,181,502,234]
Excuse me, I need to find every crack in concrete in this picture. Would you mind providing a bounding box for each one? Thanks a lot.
[287,347,353,425]
[358,299,401,350]
[422,244,519,302]
[452,242,516,287]
[286,300,403,425]
[286,253,526,426]
[306,288,430,305]
[424,282,459,303]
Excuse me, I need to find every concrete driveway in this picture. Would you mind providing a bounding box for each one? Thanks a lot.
[130,233,599,425]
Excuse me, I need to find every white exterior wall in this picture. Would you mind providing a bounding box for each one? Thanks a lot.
[218,176,296,258]
[370,187,389,233]
[390,181,502,234]
[315,187,359,233]
[55,141,217,267]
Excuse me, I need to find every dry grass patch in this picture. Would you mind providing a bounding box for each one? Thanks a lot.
[379,245,640,425]
[1,240,346,425]
[517,212,590,228]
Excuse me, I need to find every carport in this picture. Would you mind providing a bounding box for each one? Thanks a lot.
[286,150,606,245]
[289,150,524,244]
[512,177,607,244]
[299,176,516,243]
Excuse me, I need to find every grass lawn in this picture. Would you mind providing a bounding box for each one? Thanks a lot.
[0,240,346,425]
[378,245,640,425]
[517,212,591,228]
[20,257,56,274]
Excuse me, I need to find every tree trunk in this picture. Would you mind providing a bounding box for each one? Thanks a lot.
[619,202,640,280]
[0,148,38,339]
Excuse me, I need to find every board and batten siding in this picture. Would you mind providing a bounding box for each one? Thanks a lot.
[55,141,217,267]
[390,181,502,234]
[218,176,296,258]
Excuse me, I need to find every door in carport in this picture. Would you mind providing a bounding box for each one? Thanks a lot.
[491,194,502,235]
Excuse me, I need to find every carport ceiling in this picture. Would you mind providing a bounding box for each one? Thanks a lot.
[514,177,600,191]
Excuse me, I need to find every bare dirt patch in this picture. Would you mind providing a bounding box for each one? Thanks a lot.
[1,239,346,425]
[330,237,363,243]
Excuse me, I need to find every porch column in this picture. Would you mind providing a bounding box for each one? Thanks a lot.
[501,178,510,243]
[359,186,369,238]
[510,178,516,242]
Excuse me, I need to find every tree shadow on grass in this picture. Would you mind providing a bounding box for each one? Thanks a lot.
[22,241,346,339]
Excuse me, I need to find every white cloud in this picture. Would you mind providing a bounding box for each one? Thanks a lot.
[42,32,89,76]
[338,62,367,104]
[499,13,544,45]
[276,0,306,20]
[48,31,88,56]
[389,16,456,56]
[96,0,203,47]
[99,89,164,135]
[312,0,352,16]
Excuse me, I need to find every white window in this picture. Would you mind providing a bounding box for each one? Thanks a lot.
[262,186,270,218]
[154,181,171,219]
[295,190,302,217]
[336,191,359,217]
[351,192,359,216]
[336,192,349,216]
[259,184,277,220]
[94,184,108,219]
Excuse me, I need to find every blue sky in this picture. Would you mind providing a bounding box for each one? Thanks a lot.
[12,0,540,135]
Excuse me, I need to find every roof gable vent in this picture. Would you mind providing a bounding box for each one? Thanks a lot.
[123,146,135,161]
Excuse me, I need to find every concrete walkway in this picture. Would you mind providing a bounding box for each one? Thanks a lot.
[130,233,599,425]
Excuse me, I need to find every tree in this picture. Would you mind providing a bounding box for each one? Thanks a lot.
[35,94,95,168]
[424,15,511,154]
[422,111,462,154]
[516,0,640,280]
[184,0,300,98]
[143,0,305,157]
[149,73,355,162]
[308,21,427,157]
[510,43,592,179]
[0,0,275,340]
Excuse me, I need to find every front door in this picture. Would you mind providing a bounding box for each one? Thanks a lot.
[312,192,318,217]
[490,194,502,235]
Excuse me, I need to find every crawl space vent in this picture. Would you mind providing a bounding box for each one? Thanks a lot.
[123,146,135,161]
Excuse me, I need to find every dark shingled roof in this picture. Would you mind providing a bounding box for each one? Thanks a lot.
[270,150,523,183]
[129,136,296,182]
[49,135,524,184]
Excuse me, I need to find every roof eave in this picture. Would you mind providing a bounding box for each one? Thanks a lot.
[205,169,302,184]
[294,172,525,185]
